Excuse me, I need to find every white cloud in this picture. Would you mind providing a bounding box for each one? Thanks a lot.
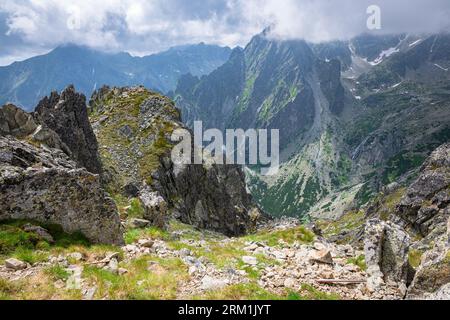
[0,0,449,65]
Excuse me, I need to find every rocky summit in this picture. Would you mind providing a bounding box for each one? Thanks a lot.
[89,86,263,236]
[35,85,103,174]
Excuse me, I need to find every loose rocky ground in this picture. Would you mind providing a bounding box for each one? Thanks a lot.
[0,218,404,300]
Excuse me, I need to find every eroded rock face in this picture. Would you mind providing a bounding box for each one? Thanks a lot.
[35,85,102,174]
[407,217,450,299]
[153,153,262,236]
[364,219,411,291]
[396,143,450,239]
[0,136,123,245]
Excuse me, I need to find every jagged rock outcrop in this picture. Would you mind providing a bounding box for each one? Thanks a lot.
[156,154,261,236]
[396,143,450,240]
[407,217,450,299]
[0,104,71,153]
[364,219,411,292]
[35,85,103,174]
[361,144,450,299]
[0,104,38,137]
[0,135,123,245]
[90,86,263,236]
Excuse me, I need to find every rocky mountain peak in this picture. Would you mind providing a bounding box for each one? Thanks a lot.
[35,85,103,174]
[90,86,263,236]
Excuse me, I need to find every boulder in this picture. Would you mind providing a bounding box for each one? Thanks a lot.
[23,224,55,243]
[310,249,334,265]
[137,239,154,248]
[0,136,124,245]
[104,258,119,274]
[5,258,27,270]
[0,104,37,137]
[364,219,411,289]
[128,218,151,229]
[242,256,258,266]
[200,276,229,290]
[68,252,84,262]
[139,189,169,229]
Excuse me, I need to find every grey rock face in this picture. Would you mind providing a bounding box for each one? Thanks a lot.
[397,143,450,238]
[0,103,71,154]
[156,156,262,237]
[364,219,411,290]
[407,217,450,299]
[35,85,102,174]
[0,104,38,137]
[0,136,123,245]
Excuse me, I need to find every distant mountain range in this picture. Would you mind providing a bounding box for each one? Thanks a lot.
[0,43,232,111]
[174,32,450,219]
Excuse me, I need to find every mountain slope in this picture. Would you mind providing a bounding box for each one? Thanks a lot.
[89,86,262,236]
[174,31,450,220]
[0,43,231,111]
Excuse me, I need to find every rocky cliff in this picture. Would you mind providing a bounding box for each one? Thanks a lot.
[353,143,449,299]
[1,85,264,244]
[0,135,123,245]
[35,85,103,174]
[90,86,262,236]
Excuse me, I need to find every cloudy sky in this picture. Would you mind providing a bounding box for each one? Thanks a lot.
[1,0,450,66]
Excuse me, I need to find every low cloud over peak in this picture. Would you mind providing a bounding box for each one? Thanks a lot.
[1,0,449,66]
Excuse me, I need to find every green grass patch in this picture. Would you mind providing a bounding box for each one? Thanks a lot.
[347,255,367,271]
[45,265,71,282]
[125,227,170,244]
[408,249,424,269]
[83,255,188,300]
[0,220,90,265]
[242,226,315,247]
[127,198,145,219]
[12,247,48,265]
[299,284,341,300]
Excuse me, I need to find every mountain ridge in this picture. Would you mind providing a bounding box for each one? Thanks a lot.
[174,31,450,220]
[0,43,232,111]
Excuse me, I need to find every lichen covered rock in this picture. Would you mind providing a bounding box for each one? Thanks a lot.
[0,104,38,137]
[0,135,123,245]
[396,143,450,240]
[407,217,450,299]
[364,219,411,291]
[139,189,169,229]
